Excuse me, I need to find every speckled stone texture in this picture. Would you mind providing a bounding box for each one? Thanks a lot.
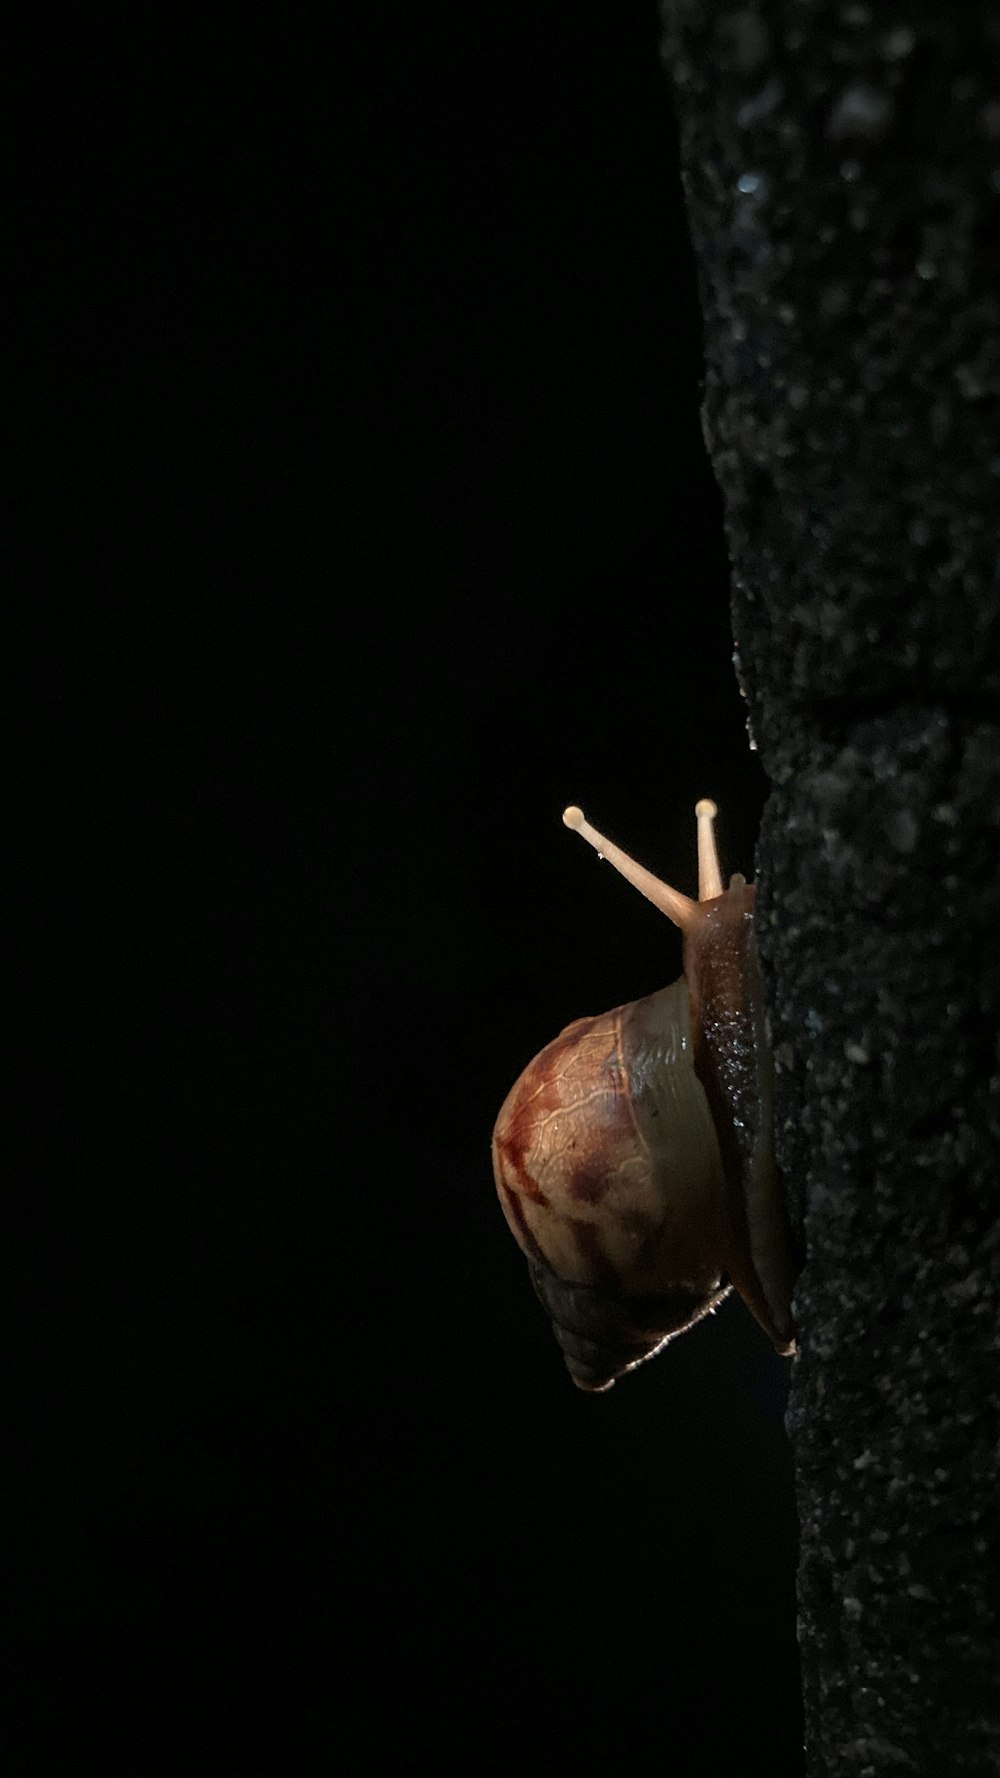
[660,4,1000,1773]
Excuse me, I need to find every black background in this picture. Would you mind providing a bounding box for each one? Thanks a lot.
[18,7,801,1771]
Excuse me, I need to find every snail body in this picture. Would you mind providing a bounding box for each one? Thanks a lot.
[491,801,796,1391]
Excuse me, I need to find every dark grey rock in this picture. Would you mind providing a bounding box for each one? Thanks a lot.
[661,3,1000,1771]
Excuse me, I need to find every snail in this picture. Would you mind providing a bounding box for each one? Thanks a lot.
[491,800,796,1391]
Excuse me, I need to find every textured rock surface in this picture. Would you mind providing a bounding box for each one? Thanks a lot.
[661,4,1000,1772]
